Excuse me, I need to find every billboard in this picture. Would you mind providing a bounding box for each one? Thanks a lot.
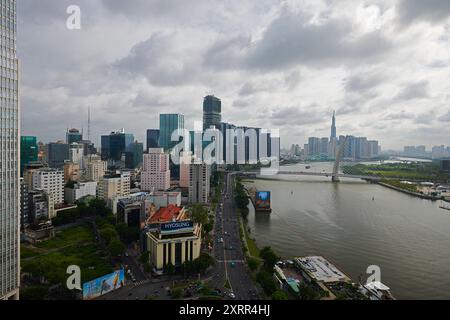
[255,191,271,210]
[160,221,194,235]
[82,269,125,300]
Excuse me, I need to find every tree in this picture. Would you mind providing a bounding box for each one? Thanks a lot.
[247,257,260,271]
[190,204,209,225]
[272,290,289,300]
[256,270,277,296]
[171,288,183,299]
[99,226,118,244]
[108,239,125,257]
[259,246,279,272]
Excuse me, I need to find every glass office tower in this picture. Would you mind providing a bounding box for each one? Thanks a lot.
[1,0,20,300]
[101,131,134,161]
[146,129,160,151]
[203,95,221,130]
[159,114,184,152]
[20,136,38,176]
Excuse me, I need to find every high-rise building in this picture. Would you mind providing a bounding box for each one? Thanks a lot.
[320,137,329,155]
[189,164,211,204]
[146,129,160,151]
[101,130,134,162]
[331,110,337,140]
[124,141,143,169]
[20,136,38,176]
[141,148,171,192]
[46,142,70,169]
[203,95,222,130]
[97,171,131,208]
[85,156,107,182]
[1,0,20,300]
[308,137,321,157]
[69,143,84,168]
[159,114,184,152]
[31,169,65,206]
[66,128,83,145]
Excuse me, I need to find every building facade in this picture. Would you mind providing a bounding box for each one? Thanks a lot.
[1,0,20,300]
[203,95,222,130]
[65,181,97,204]
[101,130,134,162]
[141,148,171,192]
[31,169,65,206]
[97,171,131,208]
[20,136,38,176]
[159,114,184,152]
[146,129,160,151]
[46,142,69,169]
[85,155,107,182]
[188,164,211,204]
[66,128,83,145]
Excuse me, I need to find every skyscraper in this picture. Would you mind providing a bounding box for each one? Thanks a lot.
[46,142,70,169]
[101,130,134,162]
[20,136,38,176]
[66,128,83,145]
[1,0,20,300]
[331,110,337,140]
[159,114,184,152]
[141,148,171,192]
[203,95,222,130]
[146,129,160,151]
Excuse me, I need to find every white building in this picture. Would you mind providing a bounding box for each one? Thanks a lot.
[189,164,211,204]
[97,171,131,208]
[69,143,84,169]
[32,169,65,205]
[65,181,98,204]
[141,148,171,192]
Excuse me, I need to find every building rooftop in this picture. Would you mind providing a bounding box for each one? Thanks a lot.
[149,205,183,224]
[295,256,350,283]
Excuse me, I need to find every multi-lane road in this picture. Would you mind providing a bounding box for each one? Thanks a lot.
[210,173,259,300]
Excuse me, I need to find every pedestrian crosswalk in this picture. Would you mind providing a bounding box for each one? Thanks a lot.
[128,279,150,287]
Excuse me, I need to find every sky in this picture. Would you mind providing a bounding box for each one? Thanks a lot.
[18,0,450,150]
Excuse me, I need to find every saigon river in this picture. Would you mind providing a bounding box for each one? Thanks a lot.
[243,162,450,300]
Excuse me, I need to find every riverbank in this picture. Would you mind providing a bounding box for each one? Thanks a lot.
[377,181,440,201]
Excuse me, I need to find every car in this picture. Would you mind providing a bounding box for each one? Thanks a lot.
[228,292,236,299]
[230,262,236,268]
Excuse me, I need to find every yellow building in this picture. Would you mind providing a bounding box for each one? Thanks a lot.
[144,205,202,272]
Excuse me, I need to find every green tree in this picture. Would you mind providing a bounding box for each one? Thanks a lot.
[256,270,277,296]
[190,204,209,225]
[259,246,279,272]
[272,290,289,300]
[247,257,260,271]
[108,239,125,257]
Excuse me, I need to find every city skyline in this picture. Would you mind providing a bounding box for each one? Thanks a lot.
[18,0,450,150]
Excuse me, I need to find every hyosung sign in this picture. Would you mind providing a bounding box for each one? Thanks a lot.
[160,221,194,235]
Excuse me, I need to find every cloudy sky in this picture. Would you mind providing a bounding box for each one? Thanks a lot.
[18,0,450,150]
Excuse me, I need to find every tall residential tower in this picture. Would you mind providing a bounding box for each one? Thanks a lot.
[1,0,20,300]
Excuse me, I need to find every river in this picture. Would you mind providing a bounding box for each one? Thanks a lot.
[243,162,450,300]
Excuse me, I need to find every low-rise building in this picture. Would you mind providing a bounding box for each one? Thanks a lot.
[65,181,98,204]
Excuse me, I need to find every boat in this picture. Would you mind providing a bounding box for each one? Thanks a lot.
[360,281,395,300]
[305,166,311,169]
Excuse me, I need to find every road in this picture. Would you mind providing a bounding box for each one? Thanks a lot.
[210,173,259,300]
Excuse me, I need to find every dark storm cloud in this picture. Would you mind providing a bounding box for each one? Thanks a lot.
[397,0,450,26]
